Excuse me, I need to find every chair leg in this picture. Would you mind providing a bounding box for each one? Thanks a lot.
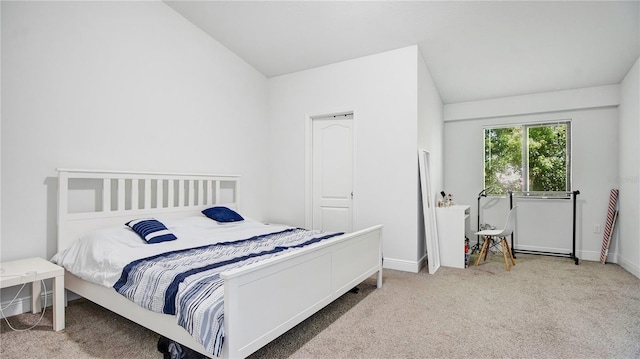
[483,238,490,261]
[475,236,488,266]
[504,237,516,266]
[501,239,510,271]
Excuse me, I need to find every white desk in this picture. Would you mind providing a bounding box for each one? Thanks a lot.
[0,257,65,331]
[436,205,471,269]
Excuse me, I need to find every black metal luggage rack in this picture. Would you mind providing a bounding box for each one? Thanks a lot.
[507,190,581,265]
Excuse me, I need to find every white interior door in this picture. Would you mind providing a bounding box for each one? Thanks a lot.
[312,115,353,232]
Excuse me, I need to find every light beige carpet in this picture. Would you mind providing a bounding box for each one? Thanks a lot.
[2,254,639,359]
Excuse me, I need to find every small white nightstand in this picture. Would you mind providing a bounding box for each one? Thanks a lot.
[0,257,65,331]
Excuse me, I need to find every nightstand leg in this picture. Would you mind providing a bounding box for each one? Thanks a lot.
[52,275,65,331]
[31,280,41,314]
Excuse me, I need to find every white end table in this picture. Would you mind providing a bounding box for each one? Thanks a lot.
[0,257,65,331]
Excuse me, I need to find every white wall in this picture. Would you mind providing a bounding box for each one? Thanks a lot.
[417,53,444,262]
[1,1,269,268]
[443,86,620,262]
[444,85,621,121]
[268,46,433,272]
[0,2,3,264]
[618,56,640,277]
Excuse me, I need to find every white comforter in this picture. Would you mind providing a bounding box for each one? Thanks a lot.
[51,216,292,288]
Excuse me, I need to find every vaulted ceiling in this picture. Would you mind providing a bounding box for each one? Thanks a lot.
[164,1,640,104]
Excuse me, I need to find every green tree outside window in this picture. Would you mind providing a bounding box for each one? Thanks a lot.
[484,122,570,196]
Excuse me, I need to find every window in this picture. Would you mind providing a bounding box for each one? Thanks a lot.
[484,121,571,196]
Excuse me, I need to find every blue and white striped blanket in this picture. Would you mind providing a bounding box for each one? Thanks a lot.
[113,228,342,356]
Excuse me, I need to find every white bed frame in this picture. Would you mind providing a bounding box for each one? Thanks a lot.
[57,169,383,358]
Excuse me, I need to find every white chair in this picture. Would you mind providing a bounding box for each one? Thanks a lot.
[475,206,517,271]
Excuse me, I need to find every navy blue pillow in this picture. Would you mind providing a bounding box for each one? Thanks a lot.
[202,206,244,223]
[125,218,177,244]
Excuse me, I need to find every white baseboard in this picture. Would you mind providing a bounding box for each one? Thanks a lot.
[514,245,640,280]
[514,245,602,262]
[513,244,573,256]
[417,253,427,272]
[0,288,79,318]
[383,257,422,273]
[0,291,54,318]
[576,249,604,262]
[616,254,640,279]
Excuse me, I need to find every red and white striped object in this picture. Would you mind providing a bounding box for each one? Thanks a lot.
[600,189,619,264]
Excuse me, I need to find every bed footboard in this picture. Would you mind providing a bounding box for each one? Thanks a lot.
[221,225,383,358]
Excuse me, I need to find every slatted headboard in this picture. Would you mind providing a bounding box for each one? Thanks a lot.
[57,169,240,251]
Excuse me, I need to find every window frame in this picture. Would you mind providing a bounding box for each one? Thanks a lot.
[483,120,572,198]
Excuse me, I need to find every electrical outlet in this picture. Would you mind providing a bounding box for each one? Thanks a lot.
[593,224,602,234]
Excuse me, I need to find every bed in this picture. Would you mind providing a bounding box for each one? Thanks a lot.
[53,169,383,358]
